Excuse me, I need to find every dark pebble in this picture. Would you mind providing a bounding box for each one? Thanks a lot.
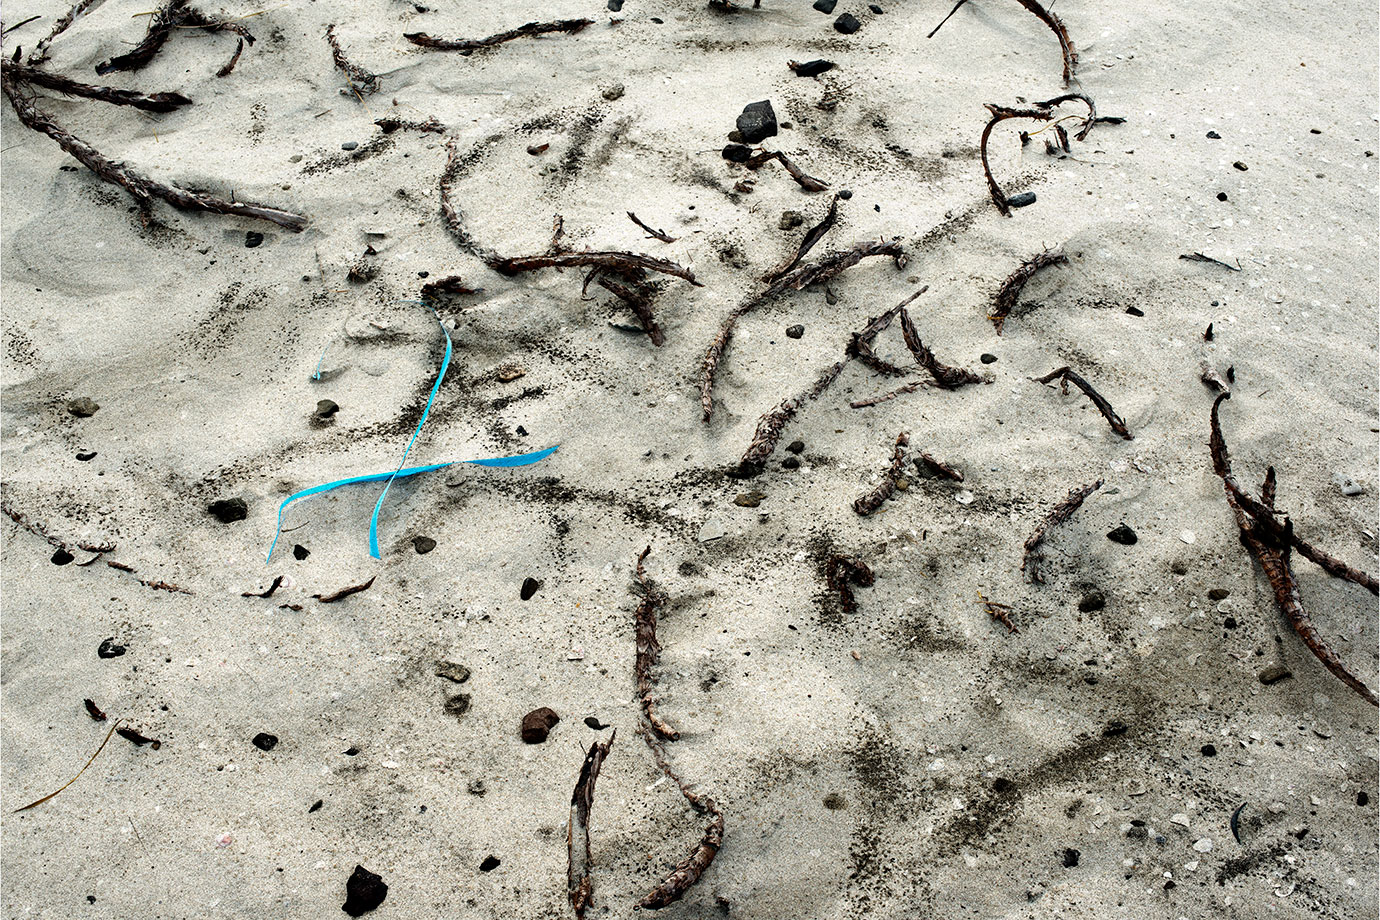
[252,732,279,752]
[1127,825,1148,840]
[1206,130,1221,139]
[791,59,835,78]
[1125,306,1144,317]
[1078,592,1105,613]
[869,3,882,11]
[293,544,310,560]
[413,536,437,554]
[520,577,542,601]
[67,397,100,417]
[838,189,852,199]
[1359,792,1370,806]
[1062,848,1080,868]
[444,693,471,719]
[980,353,997,364]
[1233,161,1248,171]
[734,490,766,508]
[51,548,74,565]
[521,706,559,743]
[245,231,264,249]
[76,451,97,461]
[97,638,126,659]
[341,141,359,151]
[478,856,500,872]
[1008,191,1038,208]
[1217,192,1228,201]
[343,746,359,756]
[782,457,800,470]
[1223,616,1237,629]
[786,324,804,339]
[1208,588,1229,601]
[736,100,778,144]
[833,12,860,33]
[584,716,610,729]
[608,0,623,9]
[1258,665,1293,685]
[1106,524,1138,545]
[315,399,339,419]
[435,661,471,683]
[342,865,388,917]
[650,16,662,22]
[786,440,805,454]
[993,777,1015,793]
[722,143,752,162]
[208,497,249,524]
[812,0,836,11]
[309,799,323,813]
[822,792,847,809]
[1201,744,1217,757]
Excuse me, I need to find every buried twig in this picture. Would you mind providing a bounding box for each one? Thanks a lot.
[845,289,918,377]
[978,591,1018,634]
[2,77,308,230]
[405,18,593,54]
[314,575,376,603]
[916,450,964,481]
[241,575,283,598]
[83,699,108,722]
[931,0,1077,86]
[375,115,446,134]
[627,211,676,243]
[899,307,983,389]
[1,60,192,111]
[493,250,700,286]
[568,732,615,920]
[1209,394,1377,705]
[852,432,910,516]
[94,0,188,74]
[989,248,1067,333]
[979,104,1054,216]
[825,552,874,615]
[2,499,116,556]
[1034,366,1133,440]
[12,721,122,812]
[419,275,478,301]
[1180,251,1241,272]
[742,149,829,192]
[633,547,678,741]
[104,560,194,594]
[438,136,502,264]
[738,360,846,474]
[26,0,102,65]
[765,193,839,283]
[215,37,244,77]
[1022,479,1104,584]
[589,268,664,346]
[326,24,379,96]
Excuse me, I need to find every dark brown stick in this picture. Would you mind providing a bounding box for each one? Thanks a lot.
[493,251,700,286]
[627,211,676,243]
[634,547,678,741]
[28,0,102,65]
[926,0,970,39]
[215,38,244,77]
[241,575,284,598]
[1022,479,1103,584]
[980,103,1054,216]
[852,432,910,516]
[2,60,192,111]
[916,450,964,481]
[94,0,188,74]
[419,275,478,301]
[1034,366,1133,440]
[1014,0,1077,85]
[1209,394,1377,704]
[743,149,829,192]
[405,18,592,53]
[375,116,446,134]
[825,553,874,615]
[846,289,920,377]
[568,732,615,920]
[739,360,846,473]
[1035,92,1097,141]
[990,248,1067,333]
[314,575,376,603]
[764,193,839,283]
[591,269,664,346]
[326,24,378,96]
[3,77,307,231]
[83,698,108,721]
[2,499,115,555]
[899,308,983,389]
[849,381,929,408]
[439,136,501,264]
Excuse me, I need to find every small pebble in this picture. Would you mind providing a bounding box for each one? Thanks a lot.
[734,491,766,508]
[1106,524,1138,545]
[790,59,835,78]
[1007,191,1037,208]
[435,661,471,683]
[520,577,542,601]
[51,549,74,565]
[1207,588,1229,601]
[1179,530,1196,545]
[479,856,500,872]
[812,0,836,11]
[779,210,805,229]
[607,0,623,9]
[1206,130,1222,139]
[520,707,559,743]
[786,324,805,339]
[208,497,249,524]
[1233,161,1248,171]
[833,12,860,33]
[342,141,359,151]
[67,397,100,417]
[252,732,278,752]
[601,83,625,101]
[698,518,727,541]
[980,353,997,364]
[1201,744,1217,756]
[1062,848,1080,868]
[342,865,388,917]
[413,536,436,554]
[1258,665,1293,685]
[292,544,310,560]
[781,457,800,470]
[97,638,126,659]
[1125,306,1144,317]
[584,716,609,730]
[786,440,806,454]
[838,189,852,199]
[869,3,883,11]
[315,399,339,419]
[1358,792,1370,807]
[1193,838,1214,853]
[1217,192,1228,201]
[444,693,471,718]
[76,451,97,461]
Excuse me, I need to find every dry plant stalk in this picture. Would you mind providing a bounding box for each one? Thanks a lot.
[493,250,700,286]
[627,211,676,243]
[990,248,1067,333]
[853,432,910,516]
[568,732,615,919]
[930,0,1077,85]
[95,0,188,73]
[216,38,244,77]
[27,0,102,65]
[405,18,592,53]
[1209,394,1378,705]
[2,499,115,556]
[105,560,194,594]
[1022,479,1104,584]
[846,291,915,378]
[586,267,664,346]
[899,308,983,389]
[1,60,191,111]
[439,136,501,264]
[742,149,829,192]
[979,591,1018,634]
[314,575,376,603]
[633,547,679,740]
[12,721,122,812]
[979,104,1054,216]
[916,450,963,481]
[1035,366,1133,440]
[825,553,875,615]
[241,575,284,598]
[767,194,839,282]
[2,77,308,231]
[375,116,446,134]
[738,360,846,473]
[326,24,379,95]
[1035,93,1098,141]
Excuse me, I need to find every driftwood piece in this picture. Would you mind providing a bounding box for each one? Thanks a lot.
[241,575,283,598]
[852,432,910,516]
[2,77,307,231]
[326,23,379,96]
[405,18,592,53]
[633,547,678,740]
[493,250,700,286]
[1022,479,1103,584]
[916,450,964,481]
[314,576,376,603]
[1034,366,1133,440]
[94,0,188,74]
[568,732,615,919]
[742,149,829,192]
[825,553,874,615]
[1,60,192,111]
[990,248,1067,333]
[899,307,983,389]
[627,211,676,243]
[764,193,838,282]
[1209,394,1377,705]
[979,103,1054,216]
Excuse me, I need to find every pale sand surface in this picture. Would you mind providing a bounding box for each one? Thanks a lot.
[1,1,1377,918]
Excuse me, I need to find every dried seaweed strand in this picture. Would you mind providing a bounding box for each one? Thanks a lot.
[765,193,839,282]
[628,211,676,243]
[568,732,615,920]
[825,553,874,615]
[2,60,192,112]
[1199,361,1230,395]
[241,575,283,598]
[1209,394,1377,705]
[419,275,478,300]
[2,77,307,230]
[215,37,243,77]
[853,432,910,516]
[637,726,724,911]
[375,116,445,134]
[94,0,188,74]
[1035,366,1133,440]
[979,104,1054,216]
[916,450,963,481]
[314,575,376,603]
[326,24,378,96]
[978,591,1018,634]
[742,149,829,192]
[990,248,1067,333]
[439,136,502,264]
[1022,479,1104,584]
[102,560,195,595]
[899,307,983,389]
[27,0,102,65]
[12,721,121,812]
[849,380,929,408]
[591,269,664,346]
[846,289,920,377]
[494,250,700,286]
[634,547,678,741]
[2,500,115,555]
[931,0,1077,85]
[739,360,846,473]
[84,699,108,721]
[405,18,592,53]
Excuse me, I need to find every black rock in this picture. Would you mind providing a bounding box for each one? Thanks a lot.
[791,59,835,78]
[245,231,264,248]
[51,549,74,565]
[1106,524,1138,545]
[521,706,559,743]
[309,799,324,813]
[413,536,437,554]
[1125,306,1144,317]
[608,0,623,9]
[67,397,100,417]
[786,324,805,339]
[1233,160,1248,171]
[584,716,609,729]
[1224,615,1239,628]
[833,12,860,33]
[478,856,501,872]
[342,865,388,917]
[1062,848,1080,868]
[837,189,853,199]
[209,497,248,523]
[1201,743,1217,757]
[252,732,279,751]
[869,3,882,11]
[1207,588,1229,601]
[812,0,836,11]
[736,101,778,144]
[786,440,805,454]
[1007,191,1038,208]
[293,544,310,560]
[722,143,752,162]
[781,457,800,470]
[520,577,542,601]
[315,399,339,419]
[980,353,997,364]
[1206,130,1221,139]
[97,638,126,659]
[76,451,97,461]
[1258,665,1292,685]
[1078,591,1105,613]
[1217,192,1228,201]
[1359,792,1370,806]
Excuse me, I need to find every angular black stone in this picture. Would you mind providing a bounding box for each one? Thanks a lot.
[791,59,835,78]
[1106,524,1138,545]
[736,100,778,144]
[252,732,279,751]
[208,497,248,524]
[812,0,836,11]
[722,143,752,162]
[834,12,860,33]
[342,865,387,916]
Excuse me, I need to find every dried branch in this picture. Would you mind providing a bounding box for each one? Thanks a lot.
[1014,0,1078,85]
[375,116,445,134]
[590,268,664,346]
[314,575,376,603]
[738,360,846,474]
[493,250,700,286]
[104,560,194,594]
[1180,251,1241,272]
[568,732,615,920]
[439,136,501,264]
[1022,479,1103,584]
[633,547,678,741]
[1034,92,1098,141]
[2,77,307,230]
[743,149,829,192]
[899,307,983,389]
[1209,394,1377,705]
[916,450,963,481]
[853,432,910,516]
[405,18,592,53]
[94,0,188,74]
[979,591,1018,634]
[2,499,115,555]
[849,380,928,408]
[845,289,920,377]
[241,575,284,598]
[27,0,102,65]
[627,211,676,243]
[326,24,379,96]
[215,37,244,77]
[2,60,191,111]
[419,275,478,301]
[979,103,1054,216]
[990,248,1067,334]
[825,553,874,615]
[765,193,838,283]
[1034,366,1133,440]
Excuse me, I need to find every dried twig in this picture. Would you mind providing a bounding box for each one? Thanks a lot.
[1034,366,1133,440]
[215,37,244,77]
[916,450,963,481]
[2,77,308,231]
[1180,252,1241,272]
[326,24,378,96]
[439,136,501,264]
[633,547,678,741]
[1022,479,1103,584]
[934,0,1077,85]
[83,699,108,721]
[493,250,700,286]
[627,211,676,243]
[825,553,874,615]
[979,104,1054,216]
[405,18,592,54]
[2,60,191,111]
[2,499,115,556]
[12,721,121,812]
[568,732,615,920]
[990,248,1067,333]
[899,308,983,389]
[739,360,846,474]
[375,116,445,134]
[849,380,928,408]
[241,575,283,598]
[1210,394,1377,704]
[102,559,195,595]
[94,0,188,74]
[765,193,838,283]
[743,149,829,192]
[1034,92,1098,141]
[846,290,920,377]
[853,432,910,516]
[419,275,478,301]
[27,0,102,65]
[979,591,1018,634]
[590,268,664,346]
[314,575,376,603]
